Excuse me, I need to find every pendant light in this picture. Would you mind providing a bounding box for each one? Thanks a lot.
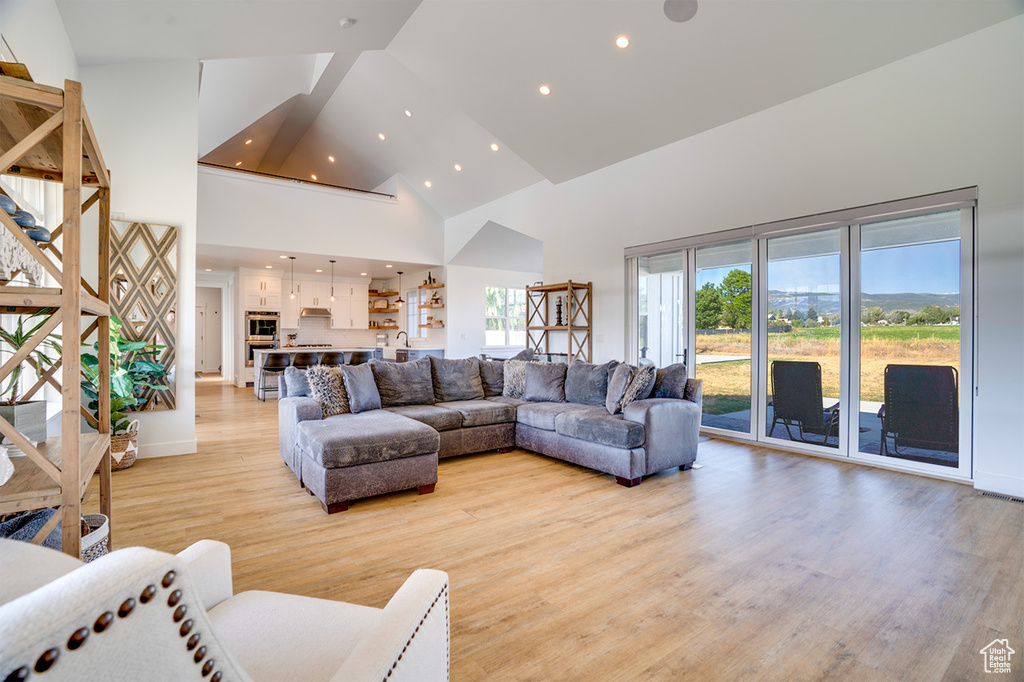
[395,271,404,308]
[288,256,296,299]
[329,259,336,301]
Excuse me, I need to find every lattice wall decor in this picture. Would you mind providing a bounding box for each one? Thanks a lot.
[109,220,177,410]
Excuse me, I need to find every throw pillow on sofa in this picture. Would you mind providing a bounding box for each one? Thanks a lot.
[479,359,505,397]
[620,364,656,410]
[502,359,534,399]
[523,362,568,402]
[369,357,435,407]
[340,364,382,413]
[651,362,688,399]
[305,366,349,416]
[565,360,619,406]
[283,366,311,398]
[430,356,484,402]
[605,363,633,414]
[509,348,535,361]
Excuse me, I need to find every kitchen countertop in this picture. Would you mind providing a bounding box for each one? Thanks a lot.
[260,347,381,354]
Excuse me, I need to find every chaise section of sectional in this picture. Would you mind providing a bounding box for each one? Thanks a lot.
[279,395,323,484]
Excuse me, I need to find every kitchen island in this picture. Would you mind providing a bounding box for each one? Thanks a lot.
[252,347,383,399]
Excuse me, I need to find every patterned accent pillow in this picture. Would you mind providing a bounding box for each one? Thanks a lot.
[305,365,349,417]
[502,359,531,399]
[620,364,656,411]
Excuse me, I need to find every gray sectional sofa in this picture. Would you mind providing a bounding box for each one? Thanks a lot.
[278,356,702,513]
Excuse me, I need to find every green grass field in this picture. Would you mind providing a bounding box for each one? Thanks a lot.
[774,325,960,342]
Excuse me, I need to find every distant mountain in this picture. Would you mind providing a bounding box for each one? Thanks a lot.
[860,292,959,313]
[767,291,959,316]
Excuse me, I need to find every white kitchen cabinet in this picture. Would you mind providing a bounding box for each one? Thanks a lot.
[329,282,369,329]
[244,275,281,311]
[281,289,301,328]
[297,279,333,307]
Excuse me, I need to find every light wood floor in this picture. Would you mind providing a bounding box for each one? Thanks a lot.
[88,376,1023,681]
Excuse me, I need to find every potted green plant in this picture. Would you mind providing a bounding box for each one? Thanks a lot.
[81,316,168,470]
[0,310,61,446]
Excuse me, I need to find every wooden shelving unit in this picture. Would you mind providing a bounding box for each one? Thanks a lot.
[417,283,445,329]
[367,288,400,330]
[526,281,592,363]
[0,74,112,558]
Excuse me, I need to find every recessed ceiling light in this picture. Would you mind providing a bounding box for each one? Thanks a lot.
[616,35,630,48]
[235,161,242,166]
[205,268,212,272]
[315,269,323,273]
[360,272,367,276]
[424,180,432,188]
[539,85,551,95]
[328,155,335,163]
[245,139,252,145]
[490,143,499,152]
[405,110,412,117]
[386,264,393,268]
[378,133,386,141]
[454,164,462,172]
[265,265,273,269]
[311,174,317,181]
[339,17,355,29]
[279,255,288,259]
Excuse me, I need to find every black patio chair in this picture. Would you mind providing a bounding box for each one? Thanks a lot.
[878,364,958,457]
[347,351,372,365]
[769,360,839,445]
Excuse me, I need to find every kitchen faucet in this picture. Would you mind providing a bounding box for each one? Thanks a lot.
[396,331,409,347]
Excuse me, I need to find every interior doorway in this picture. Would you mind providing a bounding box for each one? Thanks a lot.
[196,286,223,374]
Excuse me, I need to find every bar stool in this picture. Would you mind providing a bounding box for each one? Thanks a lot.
[292,351,319,369]
[259,353,290,401]
[319,351,346,366]
[347,351,372,365]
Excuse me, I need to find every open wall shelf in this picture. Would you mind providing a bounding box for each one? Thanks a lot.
[525,280,592,363]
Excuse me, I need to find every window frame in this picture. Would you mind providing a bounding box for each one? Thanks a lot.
[484,286,526,348]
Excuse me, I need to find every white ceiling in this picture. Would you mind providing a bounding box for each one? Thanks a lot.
[195,243,436,282]
[56,0,1022,230]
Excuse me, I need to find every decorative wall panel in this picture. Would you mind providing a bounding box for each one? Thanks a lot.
[110,220,176,410]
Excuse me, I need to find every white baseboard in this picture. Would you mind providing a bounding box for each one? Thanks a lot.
[138,439,197,458]
[974,471,1024,498]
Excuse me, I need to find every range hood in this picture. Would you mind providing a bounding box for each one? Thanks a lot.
[300,307,332,318]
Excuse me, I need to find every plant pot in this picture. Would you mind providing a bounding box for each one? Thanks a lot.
[110,420,140,471]
[0,400,47,445]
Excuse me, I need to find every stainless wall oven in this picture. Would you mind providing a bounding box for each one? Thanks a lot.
[246,339,276,367]
[246,311,280,339]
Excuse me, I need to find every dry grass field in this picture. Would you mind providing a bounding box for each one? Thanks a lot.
[694,326,960,414]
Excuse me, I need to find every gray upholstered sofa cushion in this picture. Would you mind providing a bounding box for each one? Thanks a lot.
[516,402,592,431]
[479,360,505,397]
[652,363,688,399]
[487,396,525,407]
[436,400,516,427]
[340,364,381,413]
[555,407,646,449]
[523,362,567,402]
[384,405,463,432]
[297,411,440,468]
[564,360,619,406]
[369,357,434,407]
[430,356,484,402]
[283,366,311,398]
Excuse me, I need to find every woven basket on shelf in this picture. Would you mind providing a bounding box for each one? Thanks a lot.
[110,420,139,471]
[81,513,109,562]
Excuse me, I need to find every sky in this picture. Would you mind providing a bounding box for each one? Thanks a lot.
[695,240,960,295]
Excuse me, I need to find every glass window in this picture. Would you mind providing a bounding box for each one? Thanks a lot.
[485,287,526,346]
[405,289,424,338]
[637,252,684,367]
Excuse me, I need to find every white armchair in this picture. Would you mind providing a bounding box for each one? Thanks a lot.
[0,539,449,681]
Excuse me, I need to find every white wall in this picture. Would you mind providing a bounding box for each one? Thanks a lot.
[446,265,542,359]
[81,60,201,458]
[444,17,1024,495]
[0,0,78,85]
[197,168,444,266]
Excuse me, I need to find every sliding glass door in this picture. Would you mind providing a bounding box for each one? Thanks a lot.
[628,190,974,480]
[854,209,970,475]
[694,241,753,434]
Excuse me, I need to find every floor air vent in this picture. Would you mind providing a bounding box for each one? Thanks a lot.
[980,491,1024,504]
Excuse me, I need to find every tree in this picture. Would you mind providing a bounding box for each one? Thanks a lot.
[806,306,819,323]
[887,310,910,325]
[718,269,752,329]
[861,306,885,325]
[695,282,723,329]
[909,305,950,325]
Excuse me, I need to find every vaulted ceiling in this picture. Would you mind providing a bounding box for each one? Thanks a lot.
[56,0,1022,220]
